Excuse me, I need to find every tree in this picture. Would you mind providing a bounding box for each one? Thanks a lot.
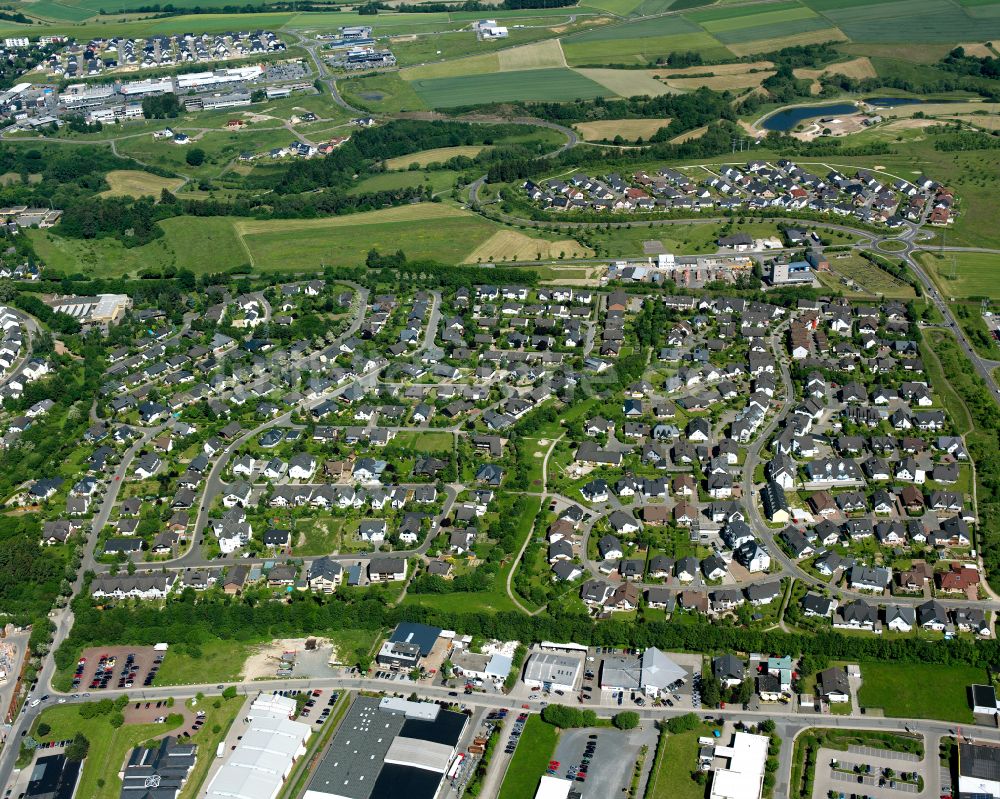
[613,711,640,730]
[665,713,699,734]
[109,711,125,728]
[222,686,237,699]
[186,148,206,167]
[37,722,51,737]
[65,732,90,762]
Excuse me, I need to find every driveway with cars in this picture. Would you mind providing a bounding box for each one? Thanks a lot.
[551,724,658,797]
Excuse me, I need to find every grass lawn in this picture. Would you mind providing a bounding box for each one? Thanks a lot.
[408,68,609,108]
[918,251,1000,300]
[922,331,973,435]
[858,661,981,722]
[340,72,429,114]
[385,146,486,170]
[154,638,252,686]
[31,704,182,799]
[347,170,458,196]
[497,715,559,799]
[294,516,345,556]
[392,430,455,451]
[100,169,184,198]
[178,695,243,799]
[647,721,721,799]
[236,204,501,269]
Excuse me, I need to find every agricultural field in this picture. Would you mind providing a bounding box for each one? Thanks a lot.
[100,170,184,198]
[463,230,594,262]
[574,117,672,140]
[235,203,498,268]
[408,67,608,107]
[575,68,673,96]
[562,29,730,66]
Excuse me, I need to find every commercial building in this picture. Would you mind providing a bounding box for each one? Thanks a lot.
[387,622,442,657]
[600,647,686,697]
[205,694,310,799]
[709,732,769,799]
[25,754,81,799]
[524,651,582,693]
[960,741,1000,798]
[304,696,467,799]
[47,293,132,324]
[534,775,579,799]
[770,258,815,285]
[451,649,513,685]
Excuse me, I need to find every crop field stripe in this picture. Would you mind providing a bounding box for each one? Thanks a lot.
[562,13,699,41]
[710,15,829,43]
[814,0,1000,42]
[408,67,609,107]
[686,0,803,22]
[697,5,818,33]
[562,31,732,65]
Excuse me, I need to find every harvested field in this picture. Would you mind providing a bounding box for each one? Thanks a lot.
[498,38,566,70]
[385,145,485,169]
[670,125,708,143]
[575,117,671,140]
[726,27,846,57]
[100,170,184,198]
[238,202,469,235]
[400,52,500,80]
[882,101,989,116]
[575,67,674,95]
[662,70,774,90]
[951,113,1000,130]
[655,59,772,76]
[794,55,876,92]
[464,230,593,262]
[957,41,995,57]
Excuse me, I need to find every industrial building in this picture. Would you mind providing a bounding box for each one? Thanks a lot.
[769,257,815,285]
[119,736,197,798]
[960,741,1000,798]
[304,696,467,799]
[524,651,582,693]
[47,293,132,324]
[204,693,310,799]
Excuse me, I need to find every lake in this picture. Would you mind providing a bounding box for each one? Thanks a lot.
[761,96,964,131]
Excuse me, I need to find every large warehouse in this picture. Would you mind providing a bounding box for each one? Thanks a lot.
[204,694,311,799]
[304,696,467,799]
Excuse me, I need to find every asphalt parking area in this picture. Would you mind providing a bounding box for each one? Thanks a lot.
[551,725,655,797]
[72,645,162,692]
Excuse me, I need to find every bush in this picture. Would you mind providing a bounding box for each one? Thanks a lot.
[613,711,639,730]
[185,148,206,167]
[222,686,237,699]
[36,722,50,737]
[109,711,124,729]
[665,713,700,734]
[541,705,597,729]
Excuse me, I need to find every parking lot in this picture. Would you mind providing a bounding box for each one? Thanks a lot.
[812,745,929,799]
[72,646,162,692]
[551,725,658,796]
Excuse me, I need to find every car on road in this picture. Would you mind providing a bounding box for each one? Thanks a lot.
[29,699,40,707]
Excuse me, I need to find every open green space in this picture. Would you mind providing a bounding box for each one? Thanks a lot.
[824,251,916,298]
[347,170,458,196]
[918,251,1000,300]
[154,638,253,685]
[647,720,721,799]
[30,703,181,799]
[858,661,980,722]
[408,68,609,108]
[340,72,429,114]
[496,715,559,799]
[294,516,345,556]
